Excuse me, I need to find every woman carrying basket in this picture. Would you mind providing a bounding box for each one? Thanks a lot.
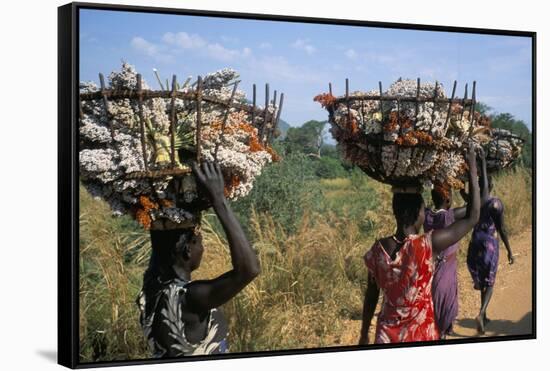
[467,151,514,335]
[359,144,480,344]
[423,182,468,339]
[136,161,261,357]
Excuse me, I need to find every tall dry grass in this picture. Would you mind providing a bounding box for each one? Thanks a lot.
[78,168,532,360]
[79,186,150,361]
[195,210,372,351]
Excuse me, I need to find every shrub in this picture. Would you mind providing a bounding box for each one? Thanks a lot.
[231,152,323,235]
[315,156,348,179]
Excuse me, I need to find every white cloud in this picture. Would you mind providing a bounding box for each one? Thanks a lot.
[292,39,316,55]
[162,32,206,49]
[160,31,252,62]
[246,55,322,84]
[205,43,252,62]
[130,37,174,63]
[363,51,400,65]
[345,49,357,59]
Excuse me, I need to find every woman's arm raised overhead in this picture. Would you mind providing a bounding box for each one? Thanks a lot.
[491,199,514,265]
[432,144,481,254]
[452,205,467,220]
[186,162,261,313]
[479,146,490,202]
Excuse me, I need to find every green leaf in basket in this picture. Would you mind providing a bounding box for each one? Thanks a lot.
[174,122,196,152]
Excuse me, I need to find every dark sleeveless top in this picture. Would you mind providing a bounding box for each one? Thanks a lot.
[136,277,228,357]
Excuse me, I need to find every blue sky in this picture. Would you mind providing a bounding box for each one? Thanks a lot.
[80,9,533,130]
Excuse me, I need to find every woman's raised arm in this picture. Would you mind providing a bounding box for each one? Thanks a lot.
[432,145,481,254]
[185,161,261,313]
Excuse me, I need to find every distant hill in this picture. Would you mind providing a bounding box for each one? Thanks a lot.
[275,119,290,139]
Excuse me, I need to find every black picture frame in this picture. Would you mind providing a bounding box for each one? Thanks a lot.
[58,2,537,369]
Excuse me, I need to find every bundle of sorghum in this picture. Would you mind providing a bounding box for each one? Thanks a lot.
[314,78,492,189]
[80,62,280,229]
[485,128,524,172]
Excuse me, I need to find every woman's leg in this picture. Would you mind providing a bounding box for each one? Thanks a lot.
[476,286,494,334]
[480,286,494,319]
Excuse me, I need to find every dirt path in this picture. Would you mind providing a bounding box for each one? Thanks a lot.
[448,228,533,338]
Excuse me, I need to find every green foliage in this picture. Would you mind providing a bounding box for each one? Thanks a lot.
[314,156,348,179]
[231,152,323,235]
[475,102,492,116]
[319,170,381,235]
[320,144,339,158]
[283,120,326,155]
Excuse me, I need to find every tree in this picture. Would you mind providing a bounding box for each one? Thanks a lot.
[284,120,327,156]
[475,102,492,116]
[231,152,323,235]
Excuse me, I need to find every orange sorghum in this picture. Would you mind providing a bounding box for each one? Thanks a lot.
[313,93,337,108]
[384,111,399,133]
[159,198,174,208]
[478,115,491,127]
[411,131,433,145]
[223,174,241,198]
[136,208,152,230]
[395,130,433,146]
[396,132,418,146]
[135,195,159,229]
[433,182,451,200]
[249,135,264,152]
[347,118,359,136]
[139,195,158,210]
[266,146,281,162]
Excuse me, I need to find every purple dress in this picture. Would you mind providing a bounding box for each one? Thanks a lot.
[424,208,459,336]
[467,197,502,290]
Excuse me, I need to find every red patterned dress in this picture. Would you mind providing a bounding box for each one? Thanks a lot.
[364,231,439,343]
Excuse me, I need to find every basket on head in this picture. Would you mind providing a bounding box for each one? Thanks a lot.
[79,63,284,229]
[485,128,525,172]
[315,78,492,190]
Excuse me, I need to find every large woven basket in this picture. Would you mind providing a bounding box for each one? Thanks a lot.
[485,128,525,173]
[316,78,488,189]
[80,71,284,228]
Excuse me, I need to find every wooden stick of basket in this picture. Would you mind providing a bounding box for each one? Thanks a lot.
[82,73,284,181]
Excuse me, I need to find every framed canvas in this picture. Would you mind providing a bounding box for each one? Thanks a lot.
[58,2,536,368]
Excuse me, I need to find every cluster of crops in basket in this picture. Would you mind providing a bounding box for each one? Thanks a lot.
[314,78,523,189]
[79,62,283,230]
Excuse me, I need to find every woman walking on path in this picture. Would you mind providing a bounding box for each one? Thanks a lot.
[423,184,467,339]
[136,161,261,357]
[359,145,480,344]
[467,152,514,335]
